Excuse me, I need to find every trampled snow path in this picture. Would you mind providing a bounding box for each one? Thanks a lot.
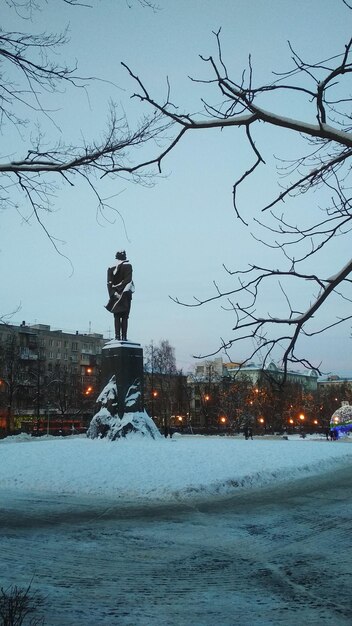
[1,453,352,625]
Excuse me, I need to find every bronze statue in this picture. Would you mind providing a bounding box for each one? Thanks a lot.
[105,250,134,341]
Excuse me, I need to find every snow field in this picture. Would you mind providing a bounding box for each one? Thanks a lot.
[1,434,352,503]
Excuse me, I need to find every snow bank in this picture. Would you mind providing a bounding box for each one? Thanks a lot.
[1,435,351,503]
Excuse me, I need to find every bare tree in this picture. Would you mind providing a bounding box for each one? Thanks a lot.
[144,339,180,429]
[0,0,164,251]
[0,334,23,432]
[115,6,352,377]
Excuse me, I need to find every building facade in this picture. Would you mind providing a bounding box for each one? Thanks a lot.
[0,321,107,430]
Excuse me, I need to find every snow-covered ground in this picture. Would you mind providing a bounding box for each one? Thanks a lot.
[1,434,352,625]
[1,433,351,502]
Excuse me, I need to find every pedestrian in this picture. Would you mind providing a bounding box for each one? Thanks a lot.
[248,427,253,440]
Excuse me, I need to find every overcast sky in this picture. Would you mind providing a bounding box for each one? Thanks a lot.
[1,0,351,375]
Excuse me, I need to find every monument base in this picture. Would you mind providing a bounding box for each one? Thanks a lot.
[86,340,161,440]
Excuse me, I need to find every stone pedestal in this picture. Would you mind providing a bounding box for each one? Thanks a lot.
[87,339,161,440]
[101,339,144,417]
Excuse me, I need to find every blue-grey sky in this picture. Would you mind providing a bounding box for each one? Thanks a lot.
[2,0,351,374]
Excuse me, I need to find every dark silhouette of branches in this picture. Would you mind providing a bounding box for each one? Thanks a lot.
[115,10,352,377]
[0,0,166,250]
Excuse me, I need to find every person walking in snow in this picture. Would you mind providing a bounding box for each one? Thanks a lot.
[105,250,134,341]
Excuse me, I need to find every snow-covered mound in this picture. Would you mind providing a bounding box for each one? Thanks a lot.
[0,435,351,503]
[87,375,161,440]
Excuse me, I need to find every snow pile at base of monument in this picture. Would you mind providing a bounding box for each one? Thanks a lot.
[87,409,161,440]
[87,375,161,440]
[0,435,351,502]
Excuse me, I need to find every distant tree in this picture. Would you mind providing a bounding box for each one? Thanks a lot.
[0,334,23,431]
[118,3,352,377]
[44,366,80,419]
[318,382,352,425]
[219,375,254,431]
[255,377,304,432]
[188,362,223,428]
[0,330,43,429]
[144,339,187,429]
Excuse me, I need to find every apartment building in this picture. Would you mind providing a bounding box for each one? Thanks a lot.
[0,321,107,422]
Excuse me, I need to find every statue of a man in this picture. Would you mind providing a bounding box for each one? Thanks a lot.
[105,250,134,341]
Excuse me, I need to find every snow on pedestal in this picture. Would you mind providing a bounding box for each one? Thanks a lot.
[87,375,161,440]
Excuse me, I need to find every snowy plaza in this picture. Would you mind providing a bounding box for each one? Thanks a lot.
[1,434,352,625]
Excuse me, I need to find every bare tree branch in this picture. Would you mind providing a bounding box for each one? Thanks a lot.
[0,1,166,249]
[116,19,352,374]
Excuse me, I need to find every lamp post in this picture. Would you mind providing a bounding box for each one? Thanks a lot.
[0,379,12,435]
[203,393,210,429]
[219,415,227,432]
[299,413,305,435]
[44,378,62,436]
[151,389,158,420]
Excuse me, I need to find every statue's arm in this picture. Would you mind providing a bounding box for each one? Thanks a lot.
[107,268,114,296]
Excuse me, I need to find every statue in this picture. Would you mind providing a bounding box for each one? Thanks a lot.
[87,250,161,440]
[105,250,134,341]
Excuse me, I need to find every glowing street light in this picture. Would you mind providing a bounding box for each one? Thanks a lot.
[299,413,305,421]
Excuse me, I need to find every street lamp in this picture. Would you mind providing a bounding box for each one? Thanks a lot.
[44,378,63,436]
[151,389,158,419]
